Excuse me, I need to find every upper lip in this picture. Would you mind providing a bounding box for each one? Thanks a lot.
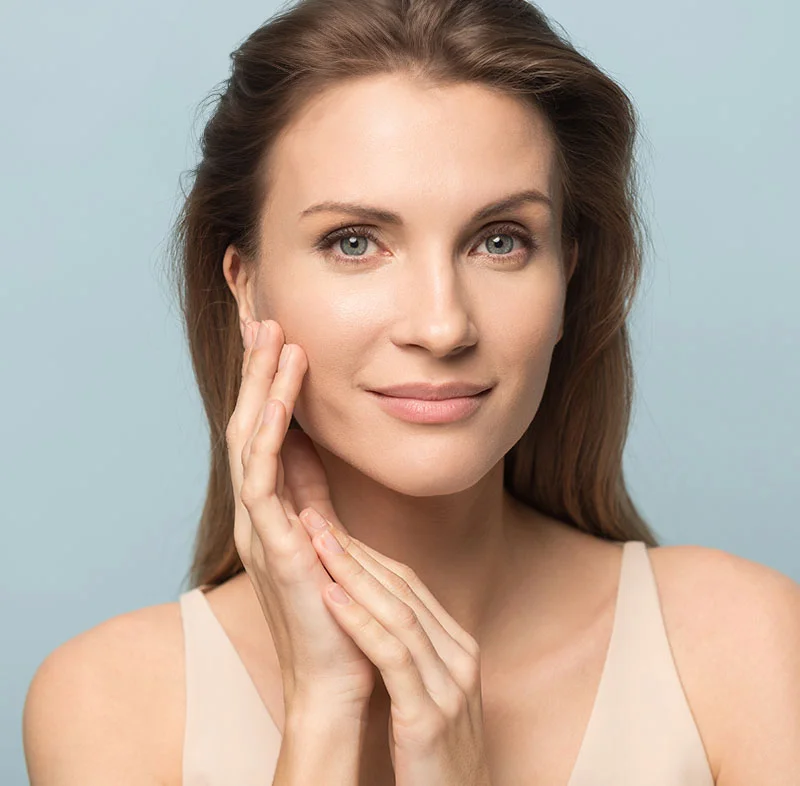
[368,381,492,400]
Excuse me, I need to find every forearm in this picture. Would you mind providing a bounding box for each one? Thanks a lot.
[272,700,367,786]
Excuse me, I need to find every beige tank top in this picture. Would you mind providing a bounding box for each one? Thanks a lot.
[178,540,715,785]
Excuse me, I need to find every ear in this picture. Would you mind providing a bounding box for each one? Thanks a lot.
[223,244,259,343]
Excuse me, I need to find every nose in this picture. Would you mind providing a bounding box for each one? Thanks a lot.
[391,255,478,358]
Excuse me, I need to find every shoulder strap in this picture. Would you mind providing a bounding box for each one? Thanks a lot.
[178,588,282,785]
[567,542,714,785]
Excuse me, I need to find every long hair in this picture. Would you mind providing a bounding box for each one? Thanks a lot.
[165,0,660,592]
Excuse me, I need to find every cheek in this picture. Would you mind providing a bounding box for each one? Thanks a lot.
[494,286,565,409]
[271,293,371,412]
[262,273,359,350]
[500,283,565,357]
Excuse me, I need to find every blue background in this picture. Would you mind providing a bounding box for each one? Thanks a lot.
[2,0,797,781]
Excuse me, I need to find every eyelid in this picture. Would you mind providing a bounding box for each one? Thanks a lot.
[313,221,540,260]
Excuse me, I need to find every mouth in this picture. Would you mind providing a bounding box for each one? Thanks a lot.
[367,388,492,424]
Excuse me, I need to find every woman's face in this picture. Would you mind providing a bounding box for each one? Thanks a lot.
[234,74,573,496]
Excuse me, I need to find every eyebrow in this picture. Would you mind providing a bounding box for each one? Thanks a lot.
[298,188,553,225]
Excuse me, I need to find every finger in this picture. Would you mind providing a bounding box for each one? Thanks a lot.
[300,512,478,659]
[229,320,257,498]
[311,524,458,703]
[300,511,466,663]
[355,540,479,657]
[267,341,308,443]
[238,402,337,590]
[241,319,257,377]
[242,330,308,478]
[322,572,467,729]
[229,320,284,491]
[241,334,308,471]
[238,398,294,544]
[322,584,438,724]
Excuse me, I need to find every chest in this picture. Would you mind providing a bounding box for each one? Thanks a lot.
[167,543,725,785]
[354,603,614,786]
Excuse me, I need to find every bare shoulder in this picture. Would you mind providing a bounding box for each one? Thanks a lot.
[23,598,186,786]
[646,543,800,784]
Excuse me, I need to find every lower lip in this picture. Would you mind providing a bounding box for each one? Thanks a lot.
[367,390,491,423]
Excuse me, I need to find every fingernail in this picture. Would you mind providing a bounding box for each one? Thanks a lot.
[261,400,277,426]
[321,530,344,554]
[328,584,351,604]
[278,344,292,370]
[303,508,328,531]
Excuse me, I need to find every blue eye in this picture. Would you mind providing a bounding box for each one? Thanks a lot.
[314,223,539,266]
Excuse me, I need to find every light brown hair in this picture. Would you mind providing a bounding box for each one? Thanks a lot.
[165,0,659,592]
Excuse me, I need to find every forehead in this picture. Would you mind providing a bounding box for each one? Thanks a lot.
[267,74,559,222]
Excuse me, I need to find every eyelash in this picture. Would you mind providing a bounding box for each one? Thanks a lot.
[313,222,540,266]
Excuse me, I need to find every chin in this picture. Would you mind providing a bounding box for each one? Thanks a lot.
[371,464,497,497]
[320,429,515,497]
[294,389,535,494]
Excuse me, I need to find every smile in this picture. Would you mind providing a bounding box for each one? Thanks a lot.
[367,390,492,424]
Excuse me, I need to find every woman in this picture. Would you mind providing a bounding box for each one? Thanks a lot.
[23,0,800,784]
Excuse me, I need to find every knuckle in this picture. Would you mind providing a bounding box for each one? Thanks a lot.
[344,554,365,578]
[389,642,414,670]
[239,477,265,508]
[383,639,413,669]
[461,633,480,660]
[466,649,482,680]
[393,603,419,632]
[396,562,418,585]
[419,713,447,744]
[245,426,273,461]
[454,650,481,687]
[225,419,243,446]
[441,688,468,720]
[384,570,410,598]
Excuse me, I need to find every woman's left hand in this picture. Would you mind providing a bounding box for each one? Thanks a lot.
[296,506,493,786]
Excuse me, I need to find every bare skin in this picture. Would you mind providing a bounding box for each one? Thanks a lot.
[24,71,800,786]
[133,516,726,786]
[221,73,579,655]
[150,74,726,782]
[29,497,800,784]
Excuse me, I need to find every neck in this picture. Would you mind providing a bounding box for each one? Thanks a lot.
[314,447,541,645]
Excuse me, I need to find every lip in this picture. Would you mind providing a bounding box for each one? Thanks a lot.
[368,381,493,400]
[368,389,491,424]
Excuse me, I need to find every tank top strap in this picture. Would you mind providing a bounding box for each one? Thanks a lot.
[567,541,714,785]
[178,587,281,786]
[613,541,675,662]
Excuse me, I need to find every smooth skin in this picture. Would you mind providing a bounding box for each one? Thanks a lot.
[232,316,491,782]
[22,73,800,785]
[229,316,376,716]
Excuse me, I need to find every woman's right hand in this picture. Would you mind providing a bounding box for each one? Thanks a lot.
[225,318,375,719]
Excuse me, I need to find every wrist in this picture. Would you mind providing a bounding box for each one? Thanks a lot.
[284,687,370,730]
[275,696,367,786]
